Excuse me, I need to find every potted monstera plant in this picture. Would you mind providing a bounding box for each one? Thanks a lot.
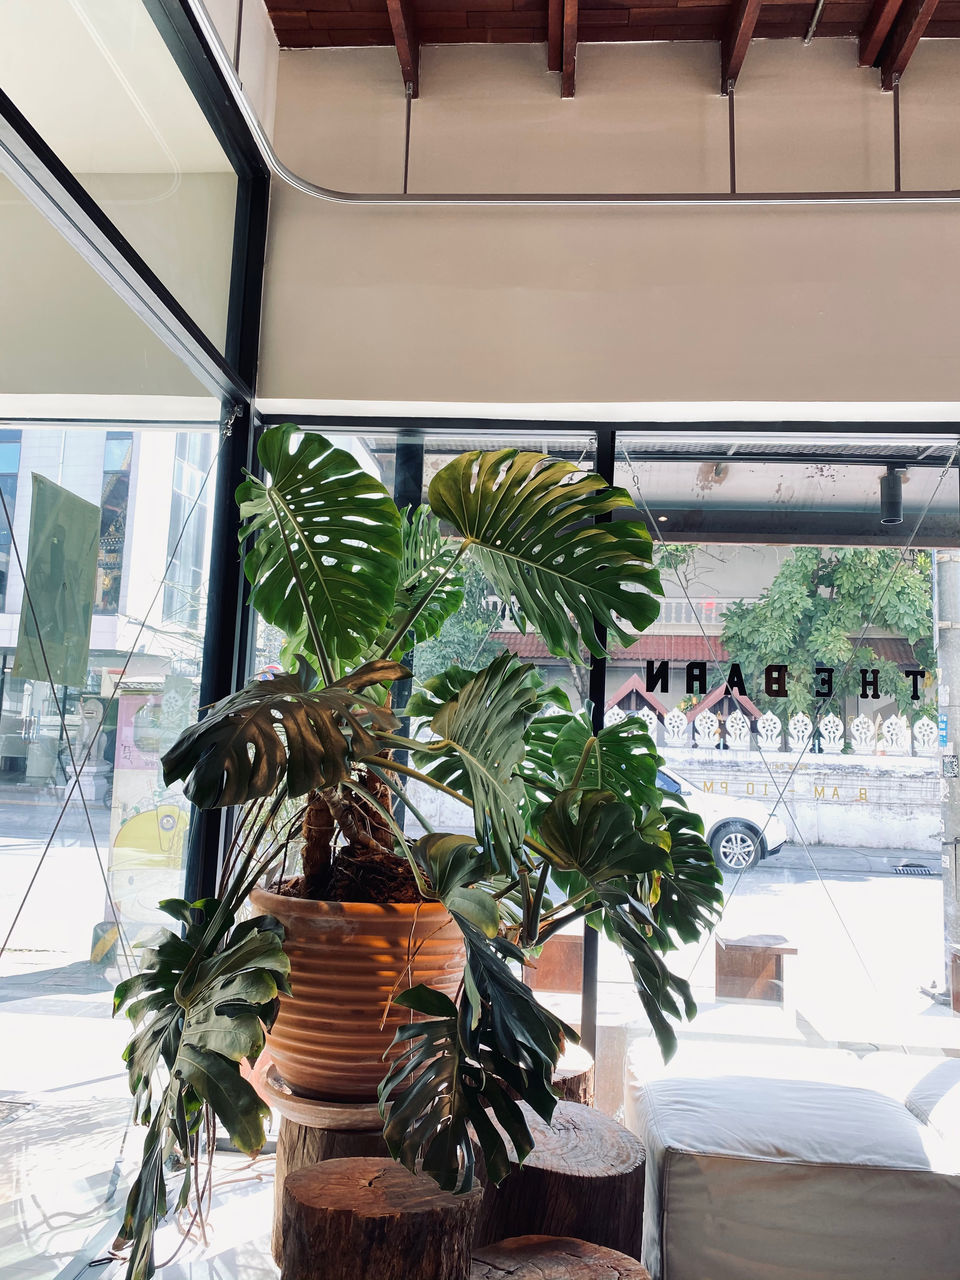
[112,426,723,1280]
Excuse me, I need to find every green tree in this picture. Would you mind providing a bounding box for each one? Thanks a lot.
[413,563,505,683]
[720,547,935,719]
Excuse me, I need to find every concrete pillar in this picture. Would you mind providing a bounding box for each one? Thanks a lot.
[935,550,960,1002]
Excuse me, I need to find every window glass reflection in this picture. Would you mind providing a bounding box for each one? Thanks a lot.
[0,422,218,1280]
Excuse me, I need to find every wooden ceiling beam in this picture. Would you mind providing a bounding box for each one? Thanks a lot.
[878,0,939,88]
[561,0,578,97]
[548,0,562,72]
[721,0,763,94]
[385,0,420,98]
[859,0,904,66]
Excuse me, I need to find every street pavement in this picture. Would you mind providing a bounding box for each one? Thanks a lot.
[762,841,941,876]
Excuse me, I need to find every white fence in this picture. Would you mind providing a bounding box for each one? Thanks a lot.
[605,705,940,759]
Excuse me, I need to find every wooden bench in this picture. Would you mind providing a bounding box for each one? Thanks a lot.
[716,933,797,1003]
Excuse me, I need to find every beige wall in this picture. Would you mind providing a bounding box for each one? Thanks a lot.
[82,171,239,353]
[260,38,960,407]
[0,177,209,398]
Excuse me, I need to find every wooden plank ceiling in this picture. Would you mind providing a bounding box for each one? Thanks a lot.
[265,0,957,96]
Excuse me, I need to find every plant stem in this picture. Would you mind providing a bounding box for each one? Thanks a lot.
[522,833,553,862]
[377,542,468,660]
[518,866,533,946]
[340,777,432,898]
[538,884,596,922]
[570,736,598,789]
[380,757,476,809]
[528,861,550,939]
[493,876,521,900]
[375,731,433,753]
[536,902,597,945]
[367,763,436,835]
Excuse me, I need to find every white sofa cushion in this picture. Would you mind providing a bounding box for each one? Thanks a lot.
[630,1072,960,1280]
[858,1052,960,1147]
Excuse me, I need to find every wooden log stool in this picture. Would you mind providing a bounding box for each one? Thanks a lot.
[551,1042,595,1108]
[474,1101,645,1259]
[261,1064,389,1267]
[471,1235,652,1278]
[281,1157,483,1280]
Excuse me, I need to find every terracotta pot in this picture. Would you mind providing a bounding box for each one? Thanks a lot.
[249,887,465,1102]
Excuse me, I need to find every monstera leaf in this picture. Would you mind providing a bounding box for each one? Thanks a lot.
[428,449,661,662]
[376,506,465,656]
[523,710,664,836]
[596,888,699,1060]
[237,426,403,672]
[535,788,719,1058]
[113,900,290,1280]
[380,922,573,1192]
[653,800,724,948]
[412,833,499,938]
[162,659,407,808]
[410,655,542,871]
[539,789,671,882]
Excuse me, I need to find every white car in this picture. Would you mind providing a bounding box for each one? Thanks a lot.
[657,766,788,873]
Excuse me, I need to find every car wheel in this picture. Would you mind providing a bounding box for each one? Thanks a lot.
[711,822,761,873]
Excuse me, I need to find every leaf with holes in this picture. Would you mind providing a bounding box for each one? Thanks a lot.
[161,659,407,808]
[539,789,671,881]
[380,922,573,1193]
[237,426,402,672]
[428,449,661,662]
[653,799,723,948]
[523,709,664,839]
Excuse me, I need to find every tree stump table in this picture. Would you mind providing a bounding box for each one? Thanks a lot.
[281,1157,483,1280]
[262,1064,388,1267]
[474,1101,645,1259]
[471,1235,651,1278]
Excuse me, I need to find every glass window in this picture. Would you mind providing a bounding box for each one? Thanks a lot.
[0,164,223,1280]
[0,421,220,1280]
[94,431,133,615]
[597,438,960,1113]
[0,431,22,612]
[162,432,214,631]
[0,0,240,353]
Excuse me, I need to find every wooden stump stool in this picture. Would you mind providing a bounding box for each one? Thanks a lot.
[471,1235,651,1278]
[281,1157,483,1280]
[552,1042,595,1107]
[262,1065,388,1267]
[474,1101,645,1259]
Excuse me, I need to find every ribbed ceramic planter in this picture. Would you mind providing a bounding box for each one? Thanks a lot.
[249,887,465,1102]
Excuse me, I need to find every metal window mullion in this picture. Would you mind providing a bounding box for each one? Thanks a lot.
[581,425,615,1059]
[145,0,269,184]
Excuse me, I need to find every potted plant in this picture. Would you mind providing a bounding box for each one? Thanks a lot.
[113,425,723,1280]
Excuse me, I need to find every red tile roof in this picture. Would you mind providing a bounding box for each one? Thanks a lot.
[492,632,918,665]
